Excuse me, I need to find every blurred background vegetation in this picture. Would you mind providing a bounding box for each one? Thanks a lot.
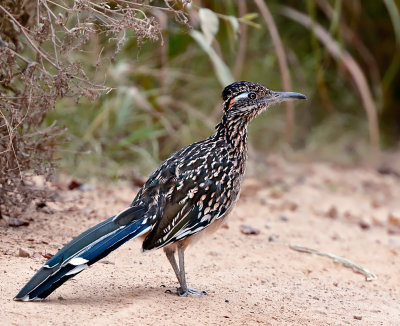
[49,0,400,179]
[1,0,400,215]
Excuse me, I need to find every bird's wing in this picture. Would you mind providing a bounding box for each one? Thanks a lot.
[141,141,236,250]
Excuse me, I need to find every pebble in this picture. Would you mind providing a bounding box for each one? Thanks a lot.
[268,234,278,242]
[18,247,32,258]
[325,206,338,219]
[7,217,30,227]
[239,224,260,235]
[358,220,370,230]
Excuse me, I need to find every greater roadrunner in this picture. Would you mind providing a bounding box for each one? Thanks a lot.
[15,81,306,301]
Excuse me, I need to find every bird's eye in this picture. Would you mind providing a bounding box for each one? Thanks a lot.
[248,92,257,100]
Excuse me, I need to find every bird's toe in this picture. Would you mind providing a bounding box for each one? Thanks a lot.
[165,287,207,296]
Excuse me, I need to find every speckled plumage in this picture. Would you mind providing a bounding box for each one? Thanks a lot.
[15,81,306,301]
[135,82,275,250]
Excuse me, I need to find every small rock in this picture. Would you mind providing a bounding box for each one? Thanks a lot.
[36,202,47,209]
[100,260,114,265]
[6,217,29,227]
[279,215,288,222]
[239,224,260,235]
[325,206,338,219]
[358,220,370,230]
[268,234,278,242]
[225,299,229,303]
[35,203,54,214]
[18,248,32,258]
[58,296,65,300]
[353,315,362,320]
[68,179,82,190]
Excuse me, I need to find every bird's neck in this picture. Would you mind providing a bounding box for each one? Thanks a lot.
[215,116,249,170]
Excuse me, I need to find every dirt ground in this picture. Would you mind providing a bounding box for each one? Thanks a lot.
[1,155,400,325]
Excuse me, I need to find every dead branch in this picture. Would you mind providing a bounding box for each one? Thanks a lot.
[289,244,377,281]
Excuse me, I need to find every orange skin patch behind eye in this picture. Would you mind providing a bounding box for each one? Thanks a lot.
[228,92,249,109]
[228,97,235,109]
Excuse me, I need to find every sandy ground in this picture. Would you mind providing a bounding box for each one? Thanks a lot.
[1,156,400,325]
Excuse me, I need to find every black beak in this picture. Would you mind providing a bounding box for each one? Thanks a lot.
[270,91,307,102]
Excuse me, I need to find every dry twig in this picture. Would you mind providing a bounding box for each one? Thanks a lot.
[289,244,377,281]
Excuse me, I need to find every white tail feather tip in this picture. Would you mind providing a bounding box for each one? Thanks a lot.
[69,257,89,266]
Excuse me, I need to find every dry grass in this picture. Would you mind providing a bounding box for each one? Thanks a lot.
[0,0,189,218]
[281,6,380,159]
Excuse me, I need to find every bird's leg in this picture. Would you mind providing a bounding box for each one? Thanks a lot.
[164,248,182,286]
[164,247,185,296]
[176,244,188,295]
[176,244,207,297]
[164,245,207,296]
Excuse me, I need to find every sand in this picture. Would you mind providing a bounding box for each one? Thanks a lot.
[1,156,399,325]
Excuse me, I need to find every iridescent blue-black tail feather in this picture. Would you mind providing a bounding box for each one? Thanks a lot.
[14,206,149,301]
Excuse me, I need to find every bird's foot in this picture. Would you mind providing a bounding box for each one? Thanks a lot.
[165,287,207,297]
[179,287,208,297]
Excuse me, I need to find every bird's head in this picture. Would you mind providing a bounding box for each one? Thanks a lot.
[221,81,306,123]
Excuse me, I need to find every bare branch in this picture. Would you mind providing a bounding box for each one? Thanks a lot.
[0,0,189,217]
[0,4,58,68]
[289,244,377,282]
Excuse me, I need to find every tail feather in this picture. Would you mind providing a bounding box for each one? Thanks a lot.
[14,206,150,301]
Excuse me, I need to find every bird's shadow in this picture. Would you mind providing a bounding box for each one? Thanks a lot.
[42,284,188,306]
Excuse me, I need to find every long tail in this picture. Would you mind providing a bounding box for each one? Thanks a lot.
[14,205,150,301]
